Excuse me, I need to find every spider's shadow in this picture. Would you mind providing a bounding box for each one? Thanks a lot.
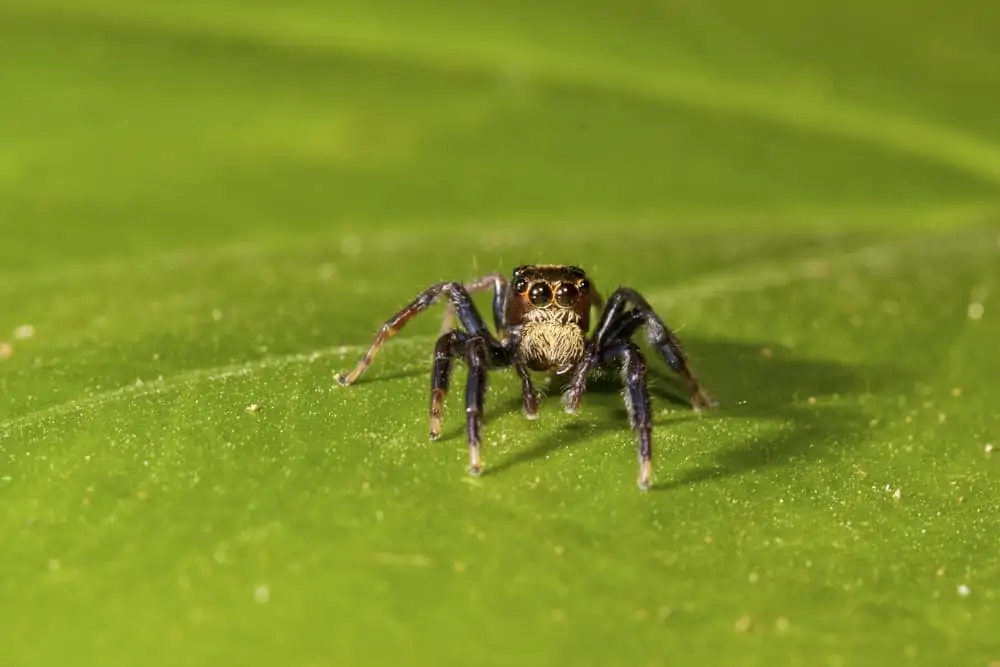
[478,336,902,490]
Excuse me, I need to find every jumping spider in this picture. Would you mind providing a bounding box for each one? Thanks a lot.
[336,264,716,489]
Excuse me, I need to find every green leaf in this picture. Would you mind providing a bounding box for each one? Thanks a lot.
[1,1,998,666]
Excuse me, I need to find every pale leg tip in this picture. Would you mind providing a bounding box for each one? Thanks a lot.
[335,373,351,387]
[561,394,578,415]
[637,460,653,490]
[468,446,484,476]
[692,391,718,412]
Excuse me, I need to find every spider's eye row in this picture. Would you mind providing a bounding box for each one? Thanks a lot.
[528,282,553,306]
[555,282,578,307]
[512,277,530,294]
[578,279,590,294]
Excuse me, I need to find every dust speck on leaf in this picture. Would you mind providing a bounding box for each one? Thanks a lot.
[246,403,261,413]
[13,324,35,340]
[985,443,994,455]
[0,342,11,359]
[734,614,753,633]
[958,584,971,597]
[254,584,270,603]
[968,302,985,320]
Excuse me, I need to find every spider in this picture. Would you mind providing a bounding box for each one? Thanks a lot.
[335,264,716,489]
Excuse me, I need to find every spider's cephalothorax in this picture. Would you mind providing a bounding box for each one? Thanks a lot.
[335,264,716,490]
[506,264,592,374]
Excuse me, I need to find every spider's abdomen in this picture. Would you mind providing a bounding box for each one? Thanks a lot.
[517,311,586,373]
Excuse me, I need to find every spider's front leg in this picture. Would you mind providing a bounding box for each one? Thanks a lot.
[515,363,540,420]
[336,281,494,386]
[566,287,715,413]
[427,331,493,474]
[563,339,654,488]
[612,342,655,489]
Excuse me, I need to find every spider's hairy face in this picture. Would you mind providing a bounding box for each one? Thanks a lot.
[507,264,593,372]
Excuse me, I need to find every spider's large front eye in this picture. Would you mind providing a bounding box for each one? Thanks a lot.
[555,282,578,307]
[513,277,529,294]
[528,282,553,306]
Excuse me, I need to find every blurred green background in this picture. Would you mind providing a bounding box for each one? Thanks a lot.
[1,1,998,666]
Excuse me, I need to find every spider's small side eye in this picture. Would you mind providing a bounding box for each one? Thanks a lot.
[513,277,530,294]
[529,282,553,306]
[555,282,579,307]
[577,279,590,294]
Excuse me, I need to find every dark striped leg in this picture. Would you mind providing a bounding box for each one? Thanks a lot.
[561,341,598,415]
[515,363,539,420]
[439,273,508,337]
[429,330,464,439]
[428,331,492,475]
[563,338,655,488]
[336,281,493,386]
[589,287,715,411]
[575,339,654,489]
[464,336,490,474]
[611,342,655,490]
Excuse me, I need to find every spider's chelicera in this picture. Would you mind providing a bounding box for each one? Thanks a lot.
[336,264,716,490]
